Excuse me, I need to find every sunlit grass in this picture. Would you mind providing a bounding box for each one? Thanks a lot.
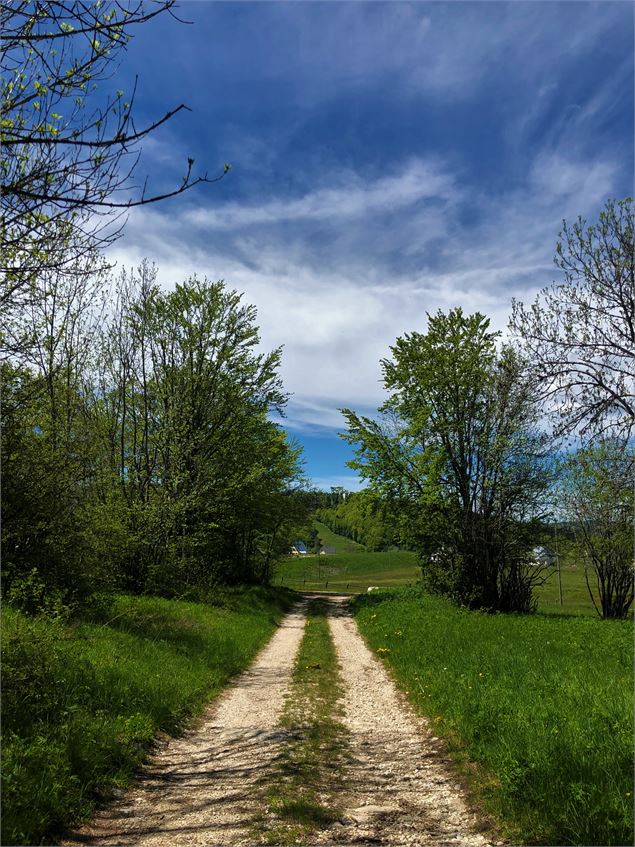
[353,586,634,846]
[1,587,294,846]
[313,520,365,553]
[275,549,421,592]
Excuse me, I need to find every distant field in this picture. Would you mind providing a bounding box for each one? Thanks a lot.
[535,563,597,615]
[276,521,420,592]
[277,522,421,594]
[275,549,421,592]
[313,520,365,553]
[278,524,617,616]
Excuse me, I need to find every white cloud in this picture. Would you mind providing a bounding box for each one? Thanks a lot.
[108,150,622,437]
[183,160,456,230]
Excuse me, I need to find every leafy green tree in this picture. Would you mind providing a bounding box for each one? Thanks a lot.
[560,440,634,619]
[95,268,303,594]
[0,361,124,609]
[2,261,305,608]
[511,198,634,439]
[343,308,553,612]
[316,489,399,551]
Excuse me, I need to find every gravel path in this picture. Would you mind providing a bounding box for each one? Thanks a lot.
[320,596,491,846]
[64,594,492,846]
[64,602,308,847]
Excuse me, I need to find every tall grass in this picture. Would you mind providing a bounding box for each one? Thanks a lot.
[353,587,634,846]
[1,587,293,845]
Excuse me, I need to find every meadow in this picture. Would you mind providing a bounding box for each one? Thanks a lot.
[276,548,420,592]
[277,523,606,616]
[1,587,293,846]
[353,586,634,846]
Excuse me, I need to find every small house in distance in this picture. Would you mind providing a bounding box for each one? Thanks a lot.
[530,546,556,566]
[290,541,308,556]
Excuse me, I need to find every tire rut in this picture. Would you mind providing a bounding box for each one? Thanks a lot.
[320,595,491,847]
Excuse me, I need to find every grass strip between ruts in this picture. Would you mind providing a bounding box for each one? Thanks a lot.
[254,597,348,845]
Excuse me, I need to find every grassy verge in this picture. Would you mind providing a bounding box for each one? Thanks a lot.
[1,586,294,846]
[352,587,634,846]
[255,598,347,844]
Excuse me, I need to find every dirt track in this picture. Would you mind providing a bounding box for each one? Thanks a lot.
[64,595,492,846]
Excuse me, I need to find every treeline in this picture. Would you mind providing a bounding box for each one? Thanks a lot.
[315,490,401,551]
[2,261,307,614]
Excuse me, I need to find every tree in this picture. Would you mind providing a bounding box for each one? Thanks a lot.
[342,308,553,612]
[1,1,228,309]
[1,261,305,608]
[96,269,300,593]
[316,489,400,551]
[560,440,634,619]
[510,197,635,439]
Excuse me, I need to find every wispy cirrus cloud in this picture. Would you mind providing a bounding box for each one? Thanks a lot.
[183,160,457,230]
[112,148,623,435]
[110,0,632,488]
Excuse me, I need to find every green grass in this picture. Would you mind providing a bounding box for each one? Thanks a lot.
[352,586,634,846]
[275,549,420,592]
[534,563,599,615]
[256,598,347,844]
[1,587,294,846]
[284,522,613,617]
[313,520,365,553]
[278,522,420,592]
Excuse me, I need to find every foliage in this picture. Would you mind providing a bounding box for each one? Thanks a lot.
[1,587,293,845]
[342,308,554,612]
[316,489,400,551]
[353,587,634,846]
[1,264,307,608]
[559,439,634,619]
[511,197,635,439]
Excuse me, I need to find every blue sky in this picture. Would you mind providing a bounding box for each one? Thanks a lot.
[107,1,634,490]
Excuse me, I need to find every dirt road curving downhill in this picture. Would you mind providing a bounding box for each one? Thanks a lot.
[65,595,492,847]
